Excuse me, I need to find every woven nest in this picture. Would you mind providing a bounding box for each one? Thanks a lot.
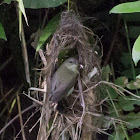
[37,11,102,140]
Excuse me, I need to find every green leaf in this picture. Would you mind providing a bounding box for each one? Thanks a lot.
[102,65,111,81]
[17,0,28,25]
[0,23,7,41]
[36,13,61,51]
[136,74,140,79]
[125,112,140,129]
[108,87,119,99]
[3,0,14,4]
[110,1,140,14]
[119,96,134,111]
[23,0,67,9]
[109,102,121,117]
[126,79,140,90]
[130,132,140,140]
[119,96,140,111]
[108,128,125,140]
[3,0,67,8]
[132,35,140,66]
[9,98,16,113]
[115,76,128,88]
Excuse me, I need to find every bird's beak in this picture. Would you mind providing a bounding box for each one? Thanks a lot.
[79,63,84,69]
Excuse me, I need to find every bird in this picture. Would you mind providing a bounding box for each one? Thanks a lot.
[49,57,79,103]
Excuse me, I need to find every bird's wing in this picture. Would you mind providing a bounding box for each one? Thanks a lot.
[50,76,77,103]
[51,74,57,92]
[50,85,67,102]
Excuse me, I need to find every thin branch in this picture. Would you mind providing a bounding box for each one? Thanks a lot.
[23,92,43,106]
[0,104,35,134]
[16,94,26,140]
[15,108,39,139]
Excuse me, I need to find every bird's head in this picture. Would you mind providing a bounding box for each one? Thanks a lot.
[63,57,79,73]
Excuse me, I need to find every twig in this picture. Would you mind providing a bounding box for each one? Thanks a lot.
[77,77,85,140]
[46,112,58,139]
[58,116,78,140]
[29,87,46,92]
[38,49,47,66]
[107,89,129,140]
[21,22,31,86]
[0,104,35,134]
[15,108,39,139]
[84,81,140,100]
[0,88,14,104]
[16,94,26,140]
[23,92,43,106]
[29,115,40,133]
[0,84,23,118]
[16,3,31,87]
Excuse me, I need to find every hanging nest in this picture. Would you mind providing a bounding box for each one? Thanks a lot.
[37,10,103,140]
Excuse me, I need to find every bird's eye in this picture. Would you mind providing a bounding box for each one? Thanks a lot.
[69,61,73,63]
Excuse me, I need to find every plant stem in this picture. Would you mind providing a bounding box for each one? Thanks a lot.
[107,90,130,140]
[124,20,136,80]
[124,20,139,95]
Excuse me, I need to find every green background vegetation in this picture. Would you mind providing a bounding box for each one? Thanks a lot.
[1,0,140,140]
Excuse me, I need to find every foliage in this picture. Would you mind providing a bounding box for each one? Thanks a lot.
[108,1,140,139]
[110,1,140,13]
[130,133,140,140]
[3,0,67,8]
[1,0,140,140]
[36,13,61,51]
[0,23,7,41]
[110,1,140,69]
[132,35,140,66]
